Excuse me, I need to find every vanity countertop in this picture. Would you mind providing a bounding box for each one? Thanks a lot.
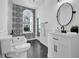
[49,32,79,38]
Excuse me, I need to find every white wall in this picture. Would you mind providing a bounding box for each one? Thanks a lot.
[8,0,12,35]
[36,0,79,46]
[0,0,8,36]
[36,0,58,46]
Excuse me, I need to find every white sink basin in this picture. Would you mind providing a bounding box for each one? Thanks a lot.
[10,36,31,53]
[1,36,31,58]
[13,43,30,50]
[5,43,31,58]
[11,43,31,53]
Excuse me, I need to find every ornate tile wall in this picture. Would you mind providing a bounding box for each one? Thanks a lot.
[12,4,35,39]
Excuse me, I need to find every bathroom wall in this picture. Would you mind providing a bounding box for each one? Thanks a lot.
[12,4,35,39]
[11,0,45,39]
[12,0,36,39]
[36,0,79,46]
[0,0,44,39]
[0,0,37,38]
[0,0,9,36]
[0,0,9,56]
[36,0,58,46]
[8,0,13,35]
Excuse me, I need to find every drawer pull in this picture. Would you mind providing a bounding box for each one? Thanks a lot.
[53,38,59,40]
[54,45,57,52]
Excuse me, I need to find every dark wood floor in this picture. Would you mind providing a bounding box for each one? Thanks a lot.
[27,39,48,58]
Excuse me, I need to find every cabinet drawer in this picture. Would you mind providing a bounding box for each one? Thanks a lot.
[52,35,70,45]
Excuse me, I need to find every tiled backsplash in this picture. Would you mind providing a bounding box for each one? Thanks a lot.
[12,4,35,39]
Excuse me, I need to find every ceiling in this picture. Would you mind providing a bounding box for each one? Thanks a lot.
[12,0,45,9]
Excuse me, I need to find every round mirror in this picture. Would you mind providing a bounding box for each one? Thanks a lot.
[57,3,73,26]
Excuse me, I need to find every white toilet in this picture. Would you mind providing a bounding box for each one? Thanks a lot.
[0,36,31,58]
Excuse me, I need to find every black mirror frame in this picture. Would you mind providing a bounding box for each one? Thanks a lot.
[57,2,75,26]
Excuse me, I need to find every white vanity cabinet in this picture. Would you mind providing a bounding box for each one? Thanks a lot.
[48,33,79,58]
